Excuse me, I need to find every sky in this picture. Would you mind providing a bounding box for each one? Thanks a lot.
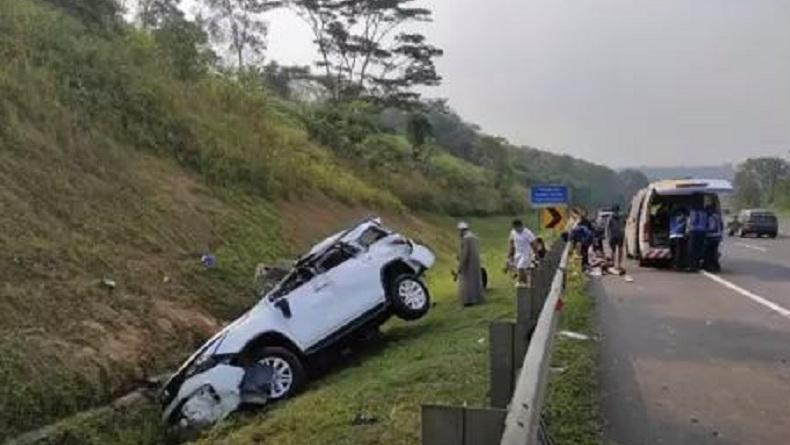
[175,0,790,168]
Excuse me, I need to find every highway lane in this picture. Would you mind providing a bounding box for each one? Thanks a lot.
[595,236,790,445]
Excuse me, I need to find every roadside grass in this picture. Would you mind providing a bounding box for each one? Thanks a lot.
[29,216,531,445]
[544,260,604,445]
[192,216,526,445]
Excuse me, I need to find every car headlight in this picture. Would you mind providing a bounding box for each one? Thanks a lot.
[186,353,230,378]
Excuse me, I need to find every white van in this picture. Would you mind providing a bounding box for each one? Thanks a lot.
[624,179,734,266]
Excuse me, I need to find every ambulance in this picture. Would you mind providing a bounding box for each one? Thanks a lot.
[624,179,734,267]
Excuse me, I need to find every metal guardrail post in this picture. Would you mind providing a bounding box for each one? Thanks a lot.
[499,242,570,445]
[422,405,507,445]
[489,321,516,409]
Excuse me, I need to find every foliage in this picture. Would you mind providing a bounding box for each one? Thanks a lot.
[41,0,122,32]
[291,0,442,103]
[405,112,432,161]
[616,169,650,204]
[733,157,790,209]
[200,0,283,69]
[137,0,182,28]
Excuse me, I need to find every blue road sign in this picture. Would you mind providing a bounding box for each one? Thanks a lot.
[530,185,569,208]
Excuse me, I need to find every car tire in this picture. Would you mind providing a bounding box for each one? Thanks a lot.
[388,274,430,321]
[738,228,745,238]
[245,346,305,402]
[769,232,778,239]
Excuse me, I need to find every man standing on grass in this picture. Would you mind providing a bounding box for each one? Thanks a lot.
[508,219,536,287]
[457,222,484,306]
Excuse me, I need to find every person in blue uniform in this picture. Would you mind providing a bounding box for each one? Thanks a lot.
[669,207,688,270]
[703,205,723,272]
[686,205,708,271]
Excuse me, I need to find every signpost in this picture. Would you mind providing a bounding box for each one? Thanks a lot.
[540,207,567,230]
[530,185,569,231]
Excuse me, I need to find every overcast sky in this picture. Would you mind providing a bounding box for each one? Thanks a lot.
[182,0,790,168]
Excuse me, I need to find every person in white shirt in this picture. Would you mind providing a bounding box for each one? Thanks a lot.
[508,219,536,287]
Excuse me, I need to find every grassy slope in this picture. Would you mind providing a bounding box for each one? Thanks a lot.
[184,217,522,445]
[544,262,604,445]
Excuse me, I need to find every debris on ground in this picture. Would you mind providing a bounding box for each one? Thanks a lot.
[558,330,590,341]
[101,277,116,289]
[351,413,379,426]
[200,253,217,268]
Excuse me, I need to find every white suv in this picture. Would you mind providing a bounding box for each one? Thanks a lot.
[161,218,435,427]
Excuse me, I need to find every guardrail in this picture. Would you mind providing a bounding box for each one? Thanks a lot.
[500,243,570,445]
[421,240,571,445]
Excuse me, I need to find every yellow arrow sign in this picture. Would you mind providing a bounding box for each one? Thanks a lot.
[540,206,567,230]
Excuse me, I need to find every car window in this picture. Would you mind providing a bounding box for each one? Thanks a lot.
[357,226,389,249]
[316,243,357,272]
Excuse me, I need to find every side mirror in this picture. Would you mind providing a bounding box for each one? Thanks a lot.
[274,298,292,319]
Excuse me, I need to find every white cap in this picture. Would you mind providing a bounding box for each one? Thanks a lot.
[457,221,469,230]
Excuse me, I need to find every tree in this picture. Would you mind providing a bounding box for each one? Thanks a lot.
[43,0,121,32]
[733,157,790,208]
[201,0,282,69]
[138,0,183,29]
[291,0,443,102]
[405,113,432,161]
[154,18,217,80]
[261,61,313,99]
[617,169,649,203]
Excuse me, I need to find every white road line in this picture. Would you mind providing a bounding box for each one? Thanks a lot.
[734,242,768,253]
[701,271,790,320]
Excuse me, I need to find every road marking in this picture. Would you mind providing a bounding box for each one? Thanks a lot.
[701,271,790,320]
[734,242,768,253]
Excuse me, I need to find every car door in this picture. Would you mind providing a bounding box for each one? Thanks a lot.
[323,229,391,325]
[277,268,348,350]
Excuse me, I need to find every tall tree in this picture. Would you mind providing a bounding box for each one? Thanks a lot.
[43,0,121,32]
[406,113,432,161]
[733,157,790,208]
[138,0,183,28]
[201,0,282,69]
[291,0,442,102]
[617,168,649,202]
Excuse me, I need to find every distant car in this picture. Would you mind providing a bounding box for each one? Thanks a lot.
[161,218,435,428]
[624,179,734,266]
[728,209,778,238]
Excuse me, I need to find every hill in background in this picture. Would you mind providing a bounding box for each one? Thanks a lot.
[2,0,641,439]
[636,164,735,181]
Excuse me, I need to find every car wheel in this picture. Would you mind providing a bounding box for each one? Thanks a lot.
[246,346,305,402]
[388,274,430,321]
[738,228,745,238]
[770,232,778,239]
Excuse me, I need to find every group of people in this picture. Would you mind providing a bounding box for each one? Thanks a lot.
[669,205,723,272]
[455,220,546,307]
[569,205,627,275]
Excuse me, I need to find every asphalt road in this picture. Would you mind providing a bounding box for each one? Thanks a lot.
[595,235,790,445]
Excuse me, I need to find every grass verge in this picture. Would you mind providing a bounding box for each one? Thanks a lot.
[543,260,604,445]
[27,216,536,445]
[194,216,523,445]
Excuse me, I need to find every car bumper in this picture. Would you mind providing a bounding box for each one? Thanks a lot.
[162,364,245,427]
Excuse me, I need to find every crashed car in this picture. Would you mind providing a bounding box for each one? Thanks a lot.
[161,217,435,427]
